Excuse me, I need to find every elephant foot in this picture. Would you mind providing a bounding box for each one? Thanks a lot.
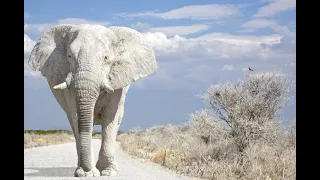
[96,161,119,176]
[74,167,100,177]
[100,167,118,176]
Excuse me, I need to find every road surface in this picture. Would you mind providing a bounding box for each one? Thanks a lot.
[24,139,198,180]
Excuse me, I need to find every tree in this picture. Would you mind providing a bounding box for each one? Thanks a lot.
[197,72,294,152]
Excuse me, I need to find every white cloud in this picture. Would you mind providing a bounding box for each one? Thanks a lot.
[145,24,210,36]
[241,19,296,55]
[57,18,110,26]
[24,62,42,78]
[143,32,282,53]
[271,31,295,47]
[251,71,286,78]
[242,19,291,35]
[222,65,235,71]
[253,0,296,17]
[131,22,151,31]
[139,31,295,91]
[24,34,36,54]
[24,18,111,36]
[242,67,249,72]
[195,33,281,45]
[24,23,53,35]
[242,19,277,29]
[118,4,244,20]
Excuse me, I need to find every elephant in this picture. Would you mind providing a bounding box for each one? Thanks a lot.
[27,24,157,177]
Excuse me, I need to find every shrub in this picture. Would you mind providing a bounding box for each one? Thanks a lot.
[198,72,293,152]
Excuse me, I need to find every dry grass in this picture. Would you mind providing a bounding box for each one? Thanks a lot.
[118,122,295,180]
[24,132,74,149]
[117,72,296,180]
[24,130,122,148]
[92,131,102,139]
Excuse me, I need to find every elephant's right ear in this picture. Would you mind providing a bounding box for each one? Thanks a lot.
[28,24,75,83]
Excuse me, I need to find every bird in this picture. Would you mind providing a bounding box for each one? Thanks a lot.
[248,67,253,71]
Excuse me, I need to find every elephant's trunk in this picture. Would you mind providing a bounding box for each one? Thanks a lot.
[74,71,100,172]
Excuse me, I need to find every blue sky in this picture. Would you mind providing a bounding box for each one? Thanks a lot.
[24,0,296,131]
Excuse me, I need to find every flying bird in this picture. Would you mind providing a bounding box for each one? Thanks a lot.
[248,67,253,71]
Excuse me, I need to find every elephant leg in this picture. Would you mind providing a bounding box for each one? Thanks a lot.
[96,86,129,176]
[66,114,80,167]
[64,91,81,167]
[47,81,79,166]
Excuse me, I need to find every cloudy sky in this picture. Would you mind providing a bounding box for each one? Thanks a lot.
[24,0,296,131]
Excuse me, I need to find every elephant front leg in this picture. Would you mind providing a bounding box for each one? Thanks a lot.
[96,87,128,176]
[96,118,121,176]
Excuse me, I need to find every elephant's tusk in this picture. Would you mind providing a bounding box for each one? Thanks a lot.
[102,81,114,93]
[53,82,67,90]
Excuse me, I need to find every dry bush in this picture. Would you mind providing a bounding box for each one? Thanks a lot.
[24,132,74,148]
[118,72,296,180]
[199,72,293,152]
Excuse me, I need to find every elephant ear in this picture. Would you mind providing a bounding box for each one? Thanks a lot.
[28,24,75,85]
[108,26,157,90]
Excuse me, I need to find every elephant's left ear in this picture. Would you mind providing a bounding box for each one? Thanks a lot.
[28,24,75,83]
[108,26,157,90]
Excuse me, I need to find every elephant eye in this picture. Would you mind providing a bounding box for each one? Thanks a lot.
[105,56,108,60]
[68,55,72,58]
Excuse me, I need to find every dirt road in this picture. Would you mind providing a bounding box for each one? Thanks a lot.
[24,139,197,180]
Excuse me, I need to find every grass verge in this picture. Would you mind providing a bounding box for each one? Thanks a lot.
[24,130,74,149]
[117,123,295,180]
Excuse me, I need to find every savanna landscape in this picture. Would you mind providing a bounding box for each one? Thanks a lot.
[25,72,296,180]
[25,1,296,179]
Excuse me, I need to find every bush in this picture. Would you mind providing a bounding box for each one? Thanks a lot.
[198,72,293,152]
[118,72,296,179]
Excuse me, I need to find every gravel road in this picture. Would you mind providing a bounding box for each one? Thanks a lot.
[24,139,198,180]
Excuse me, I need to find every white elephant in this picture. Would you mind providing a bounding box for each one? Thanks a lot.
[28,24,157,177]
